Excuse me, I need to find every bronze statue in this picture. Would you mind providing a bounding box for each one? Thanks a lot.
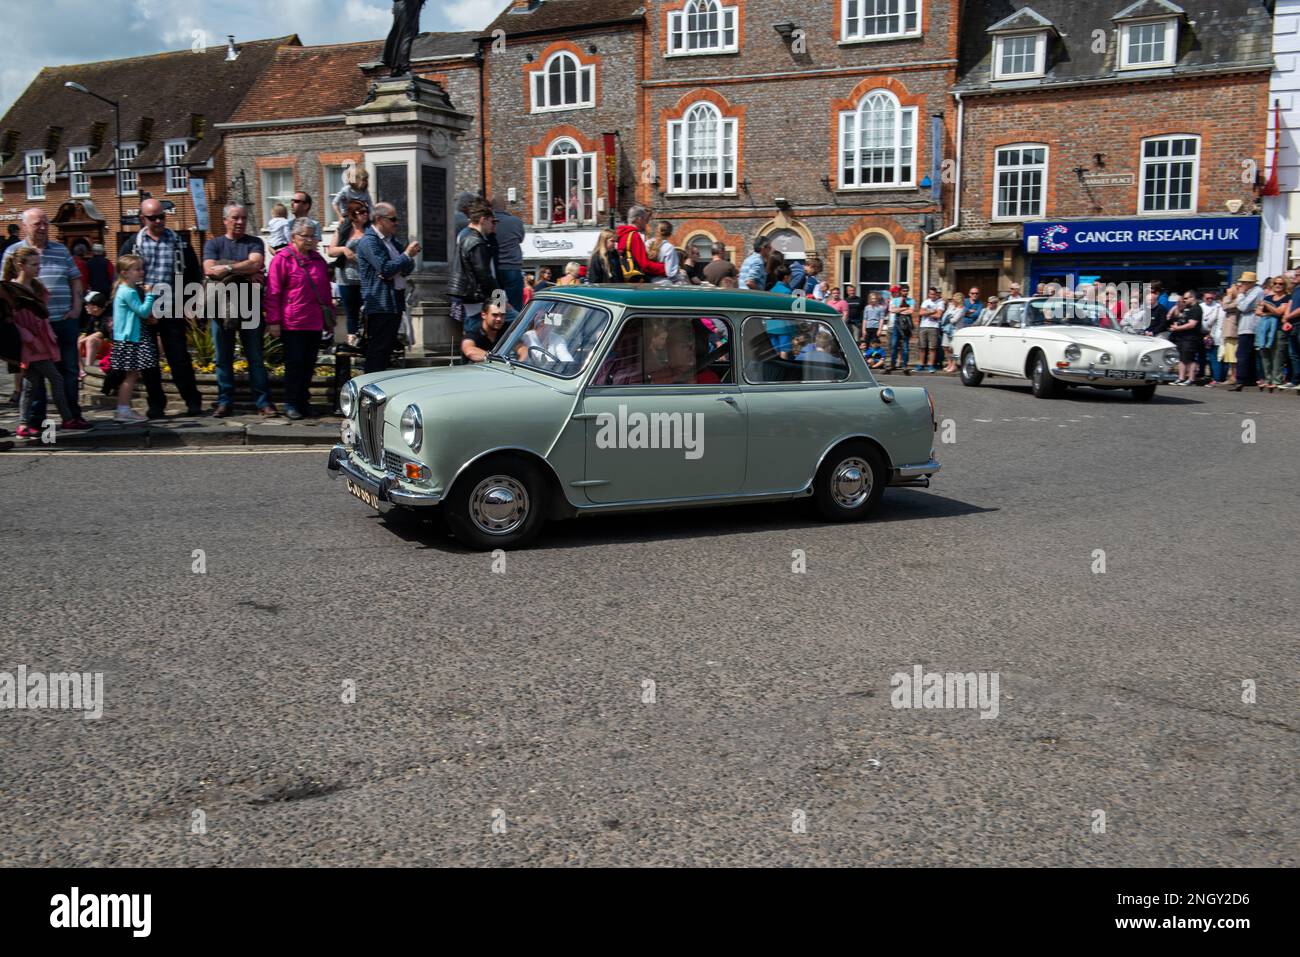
[382,0,426,77]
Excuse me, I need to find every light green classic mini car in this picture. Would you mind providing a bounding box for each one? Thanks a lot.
[327,286,940,548]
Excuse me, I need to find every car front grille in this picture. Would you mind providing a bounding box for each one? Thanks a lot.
[384,451,404,475]
[357,384,387,469]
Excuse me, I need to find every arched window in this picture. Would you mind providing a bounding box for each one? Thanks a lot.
[667,102,737,194]
[668,1,739,54]
[838,232,911,295]
[533,137,596,225]
[531,51,594,111]
[838,90,916,188]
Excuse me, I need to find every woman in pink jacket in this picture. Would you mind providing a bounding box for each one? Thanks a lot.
[266,219,332,419]
[1,247,89,435]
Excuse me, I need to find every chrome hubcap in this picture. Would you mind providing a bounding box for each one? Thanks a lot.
[469,475,529,535]
[830,457,872,509]
[964,353,975,374]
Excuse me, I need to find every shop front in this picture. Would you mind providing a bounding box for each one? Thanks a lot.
[521,229,602,280]
[1023,215,1262,297]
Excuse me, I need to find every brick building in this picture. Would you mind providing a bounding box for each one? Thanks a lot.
[641,0,958,294]
[938,0,1272,297]
[478,0,960,288]
[0,36,294,259]
[479,0,647,273]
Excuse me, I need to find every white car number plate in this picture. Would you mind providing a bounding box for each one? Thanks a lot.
[1103,369,1143,380]
[346,479,381,510]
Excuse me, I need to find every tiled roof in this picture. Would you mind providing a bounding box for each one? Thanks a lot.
[481,0,646,40]
[957,0,1271,92]
[226,41,384,124]
[0,36,296,178]
[410,31,481,60]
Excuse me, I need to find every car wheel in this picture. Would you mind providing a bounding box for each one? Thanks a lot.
[1030,352,1062,399]
[812,442,887,523]
[1131,384,1157,402]
[445,454,547,550]
[959,347,984,386]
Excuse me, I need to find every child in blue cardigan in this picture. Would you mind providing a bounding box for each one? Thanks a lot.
[109,254,159,423]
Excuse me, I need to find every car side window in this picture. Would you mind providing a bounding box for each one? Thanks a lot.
[593,315,733,386]
[742,316,851,384]
[1001,303,1024,328]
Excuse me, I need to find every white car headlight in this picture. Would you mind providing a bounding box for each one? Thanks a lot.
[1099,352,1112,364]
[401,404,423,452]
[1140,354,1153,366]
[1162,349,1178,367]
[340,380,357,417]
[1064,344,1082,361]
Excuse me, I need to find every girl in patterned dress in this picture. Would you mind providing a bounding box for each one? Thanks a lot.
[109,254,159,423]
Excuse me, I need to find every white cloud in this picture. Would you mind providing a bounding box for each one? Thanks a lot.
[443,0,502,31]
[0,0,493,118]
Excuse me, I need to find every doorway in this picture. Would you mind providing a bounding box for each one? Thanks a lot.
[955,270,1000,299]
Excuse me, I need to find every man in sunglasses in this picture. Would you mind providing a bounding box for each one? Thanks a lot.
[118,197,205,417]
[356,202,420,373]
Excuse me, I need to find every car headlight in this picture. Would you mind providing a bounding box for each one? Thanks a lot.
[1099,352,1112,364]
[1140,353,1153,366]
[1162,349,1178,367]
[340,380,357,417]
[400,404,423,452]
[1064,344,1082,361]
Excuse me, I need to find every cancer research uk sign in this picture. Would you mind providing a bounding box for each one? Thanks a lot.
[1025,217,1260,255]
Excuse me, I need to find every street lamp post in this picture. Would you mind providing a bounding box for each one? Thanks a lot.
[64,81,123,250]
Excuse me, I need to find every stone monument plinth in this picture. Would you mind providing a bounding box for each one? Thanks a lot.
[345,76,472,361]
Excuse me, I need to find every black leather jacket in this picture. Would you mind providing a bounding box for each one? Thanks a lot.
[448,228,498,303]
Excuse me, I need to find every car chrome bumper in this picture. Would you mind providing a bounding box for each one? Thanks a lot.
[1053,366,1177,384]
[891,457,941,488]
[326,444,442,507]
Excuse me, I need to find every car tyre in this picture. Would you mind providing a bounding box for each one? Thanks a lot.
[445,454,547,550]
[1131,384,1157,402]
[959,347,984,387]
[1030,352,1063,399]
[812,442,887,523]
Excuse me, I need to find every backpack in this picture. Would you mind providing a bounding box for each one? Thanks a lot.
[617,230,644,283]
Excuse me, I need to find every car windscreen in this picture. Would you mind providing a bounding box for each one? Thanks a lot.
[495,299,612,378]
[1026,298,1115,328]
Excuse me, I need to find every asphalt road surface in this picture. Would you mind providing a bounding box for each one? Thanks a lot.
[2,376,1296,866]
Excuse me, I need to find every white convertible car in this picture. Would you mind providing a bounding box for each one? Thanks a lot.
[953,297,1179,401]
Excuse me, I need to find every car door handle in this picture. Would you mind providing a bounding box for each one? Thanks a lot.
[716,396,738,406]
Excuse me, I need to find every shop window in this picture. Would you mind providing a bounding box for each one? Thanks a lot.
[1140,135,1198,213]
[994,144,1047,220]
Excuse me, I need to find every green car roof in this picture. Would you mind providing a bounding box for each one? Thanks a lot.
[536,284,841,316]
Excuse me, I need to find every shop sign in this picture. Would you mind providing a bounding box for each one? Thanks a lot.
[1025,217,1260,254]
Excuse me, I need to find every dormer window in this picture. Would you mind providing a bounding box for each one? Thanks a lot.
[1120,18,1177,68]
[986,8,1056,81]
[1113,0,1183,70]
[993,32,1046,80]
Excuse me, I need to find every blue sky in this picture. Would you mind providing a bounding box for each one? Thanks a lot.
[1,0,503,118]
